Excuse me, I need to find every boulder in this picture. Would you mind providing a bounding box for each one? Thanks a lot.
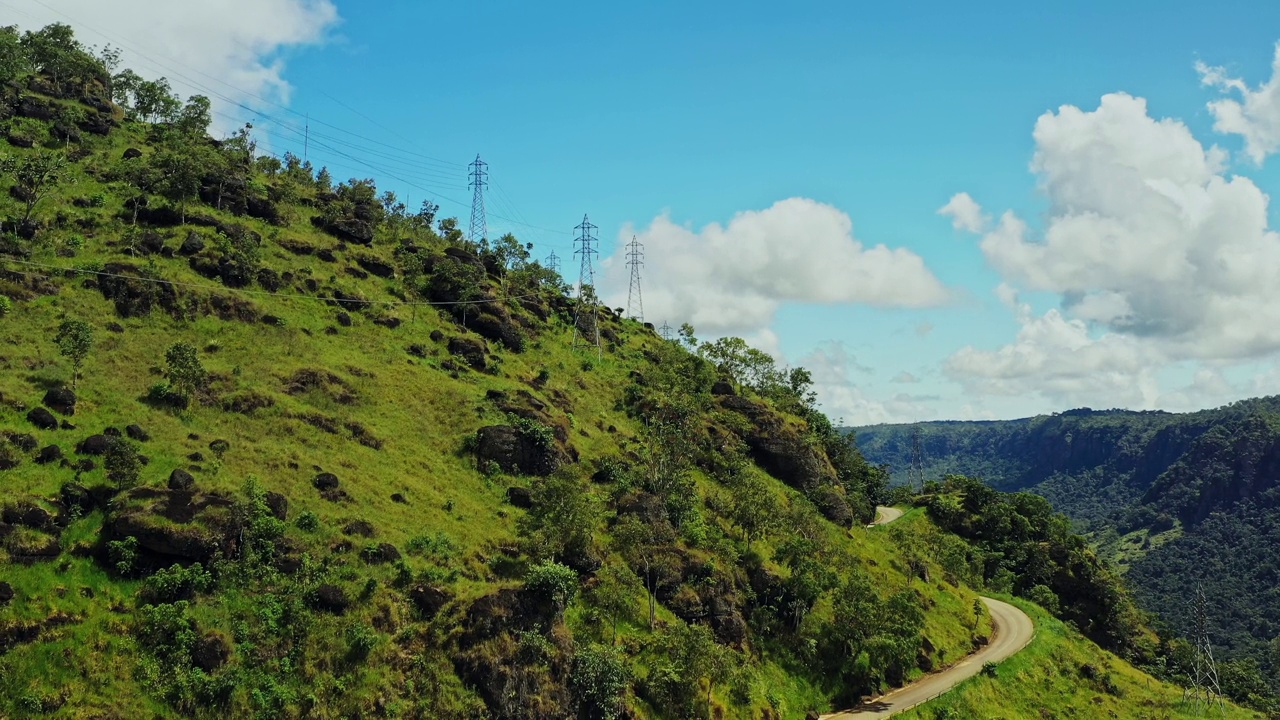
[355,254,395,278]
[475,425,563,477]
[447,336,488,371]
[0,582,12,604]
[168,468,195,491]
[309,583,350,614]
[26,407,58,430]
[5,433,36,452]
[505,486,533,508]
[408,584,454,619]
[390,493,408,504]
[178,231,205,256]
[125,424,150,442]
[711,379,736,396]
[312,472,340,491]
[343,520,374,537]
[42,387,76,415]
[59,482,94,515]
[192,632,231,672]
[76,435,110,455]
[264,491,288,521]
[122,147,143,160]
[336,312,352,327]
[34,445,62,464]
[362,542,400,563]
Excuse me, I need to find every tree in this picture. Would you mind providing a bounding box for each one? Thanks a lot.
[592,562,642,643]
[518,470,601,563]
[0,25,29,83]
[728,469,778,550]
[613,515,661,629]
[104,437,142,490]
[20,23,79,88]
[1,152,68,224]
[571,643,630,720]
[678,322,697,349]
[54,319,92,389]
[150,135,208,224]
[164,342,207,403]
[173,95,212,137]
[131,77,180,122]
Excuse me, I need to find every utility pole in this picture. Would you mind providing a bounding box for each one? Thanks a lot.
[304,113,309,164]
[571,214,601,358]
[625,235,644,323]
[659,321,673,341]
[546,250,560,274]
[909,424,925,490]
[1184,585,1226,716]
[468,154,488,249]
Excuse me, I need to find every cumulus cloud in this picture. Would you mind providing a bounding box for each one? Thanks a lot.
[938,192,990,233]
[947,89,1280,411]
[16,0,339,131]
[1197,44,1280,163]
[601,197,949,337]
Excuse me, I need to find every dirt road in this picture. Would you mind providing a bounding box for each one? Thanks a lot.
[820,597,1035,719]
[870,506,904,526]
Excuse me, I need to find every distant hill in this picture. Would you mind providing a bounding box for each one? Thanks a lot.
[854,399,1280,695]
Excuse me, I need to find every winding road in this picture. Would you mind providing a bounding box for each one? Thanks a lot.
[823,509,1036,719]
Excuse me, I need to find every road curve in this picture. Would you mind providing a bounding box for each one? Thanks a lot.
[821,597,1034,719]
[870,506,904,526]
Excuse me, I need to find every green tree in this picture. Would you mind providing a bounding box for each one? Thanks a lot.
[104,437,142,490]
[19,23,79,87]
[613,515,662,629]
[164,341,207,403]
[1,151,68,224]
[131,76,180,122]
[173,95,212,137]
[0,25,29,83]
[591,562,642,643]
[518,470,601,563]
[571,643,630,720]
[150,135,207,224]
[54,319,92,389]
[728,468,778,550]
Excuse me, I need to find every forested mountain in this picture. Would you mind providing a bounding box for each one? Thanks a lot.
[855,399,1280,707]
[0,22,1254,719]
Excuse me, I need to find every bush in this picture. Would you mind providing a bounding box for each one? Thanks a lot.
[524,560,578,614]
[981,661,998,677]
[295,510,319,532]
[104,437,142,490]
[571,644,630,720]
[0,295,10,317]
[142,563,215,604]
[345,623,379,661]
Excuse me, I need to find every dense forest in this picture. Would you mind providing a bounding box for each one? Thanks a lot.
[0,22,1255,719]
[856,400,1280,709]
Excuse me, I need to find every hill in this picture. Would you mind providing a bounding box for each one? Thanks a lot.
[855,401,1280,710]
[0,22,1251,719]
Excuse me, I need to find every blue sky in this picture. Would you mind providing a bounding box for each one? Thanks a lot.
[21,0,1280,423]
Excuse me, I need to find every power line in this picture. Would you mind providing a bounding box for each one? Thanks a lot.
[546,250,561,274]
[625,235,644,323]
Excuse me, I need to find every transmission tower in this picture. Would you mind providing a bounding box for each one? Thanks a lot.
[546,250,560,274]
[468,154,488,247]
[908,424,925,490]
[1184,585,1226,715]
[659,321,673,341]
[570,214,601,357]
[625,235,644,322]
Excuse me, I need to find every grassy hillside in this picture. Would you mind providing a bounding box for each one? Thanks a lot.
[0,23,1249,720]
[898,599,1261,720]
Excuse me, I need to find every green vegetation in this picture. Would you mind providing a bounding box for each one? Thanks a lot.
[0,22,1247,719]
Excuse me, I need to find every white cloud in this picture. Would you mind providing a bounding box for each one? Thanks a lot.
[16,0,340,133]
[971,92,1280,361]
[947,88,1280,413]
[915,321,934,337]
[602,197,949,338]
[938,192,990,233]
[799,342,934,425]
[1197,44,1280,163]
[892,371,920,384]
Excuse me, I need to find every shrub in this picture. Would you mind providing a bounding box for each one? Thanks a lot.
[142,563,214,604]
[345,623,379,661]
[108,536,139,577]
[0,295,11,317]
[104,437,142,490]
[295,510,320,532]
[524,560,578,615]
[981,661,998,677]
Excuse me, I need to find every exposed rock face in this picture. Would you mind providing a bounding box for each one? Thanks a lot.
[408,584,453,619]
[104,487,235,563]
[475,425,564,476]
[309,583,350,614]
[168,469,195,491]
[717,395,837,492]
[505,486,533,508]
[264,491,288,521]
